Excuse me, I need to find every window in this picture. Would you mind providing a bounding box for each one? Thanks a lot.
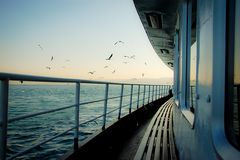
[189,42,197,112]
[186,0,197,113]
[226,0,240,150]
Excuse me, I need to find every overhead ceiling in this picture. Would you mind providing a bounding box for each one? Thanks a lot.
[133,0,180,69]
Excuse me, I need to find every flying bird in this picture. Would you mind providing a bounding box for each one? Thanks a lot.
[123,61,128,64]
[65,60,70,62]
[106,54,113,60]
[130,55,136,59]
[142,73,144,77]
[112,70,116,74]
[88,71,96,74]
[46,66,51,70]
[145,62,147,65]
[51,56,53,61]
[104,66,108,68]
[114,40,124,45]
[38,44,43,51]
[124,55,130,58]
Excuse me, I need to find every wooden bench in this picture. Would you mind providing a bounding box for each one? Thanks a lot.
[134,98,177,160]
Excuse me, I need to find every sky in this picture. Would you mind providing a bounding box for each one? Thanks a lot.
[0,0,173,82]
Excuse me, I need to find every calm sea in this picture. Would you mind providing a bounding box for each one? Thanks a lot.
[7,83,146,159]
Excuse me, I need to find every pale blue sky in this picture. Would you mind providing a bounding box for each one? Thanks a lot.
[0,0,173,81]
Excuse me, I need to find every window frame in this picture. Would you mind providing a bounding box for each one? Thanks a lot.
[177,0,197,127]
[211,0,240,158]
[225,0,240,151]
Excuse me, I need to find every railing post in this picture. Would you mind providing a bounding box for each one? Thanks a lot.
[152,85,154,102]
[148,85,150,103]
[155,86,158,100]
[118,84,124,119]
[166,85,168,95]
[74,82,80,150]
[0,80,9,160]
[143,85,146,105]
[102,83,109,130]
[159,85,161,98]
[129,84,133,113]
[137,85,140,109]
[163,85,165,96]
[160,85,162,98]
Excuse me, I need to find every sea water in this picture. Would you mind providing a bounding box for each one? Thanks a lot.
[6,83,144,159]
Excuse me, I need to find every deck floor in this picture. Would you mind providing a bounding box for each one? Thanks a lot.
[116,98,177,160]
[116,116,152,160]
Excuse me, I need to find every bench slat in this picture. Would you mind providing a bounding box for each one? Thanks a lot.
[162,101,172,160]
[134,98,177,160]
[169,103,177,160]
[154,101,171,160]
[133,100,168,160]
[146,102,169,160]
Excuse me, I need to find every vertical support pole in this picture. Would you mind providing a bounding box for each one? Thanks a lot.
[164,85,166,96]
[118,84,124,119]
[137,85,140,109]
[74,82,80,150]
[102,83,109,130]
[148,85,150,103]
[152,85,154,102]
[166,85,168,95]
[143,85,146,105]
[0,80,9,160]
[129,84,133,113]
[166,85,167,95]
[155,85,157,100]
[159,85,161,98]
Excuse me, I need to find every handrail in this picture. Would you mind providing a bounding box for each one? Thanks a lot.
[0,72,172,160]
[0,72,171,86]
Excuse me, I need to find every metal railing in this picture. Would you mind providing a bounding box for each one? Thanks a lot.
[0,72,172,160]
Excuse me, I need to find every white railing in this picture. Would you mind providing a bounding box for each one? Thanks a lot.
[0,72,172,160]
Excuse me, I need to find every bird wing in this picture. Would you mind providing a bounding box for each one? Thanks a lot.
[109,54,113,59]
[106,54,113,60]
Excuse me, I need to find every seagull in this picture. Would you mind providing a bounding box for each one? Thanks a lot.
[65,60,70,62]
[88,71,96,74]
[106,54,113,60]
[142,73,144,77]
[123,61,128,64]
[104,66,108,68]
[46,66,51,70]
[130,55,136,59]
[124,55,130,58]
[112,70,116,74]
[38,44,43,51]
[114,40,124,45]
[51,56,53,61]
[145,62,147,65]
